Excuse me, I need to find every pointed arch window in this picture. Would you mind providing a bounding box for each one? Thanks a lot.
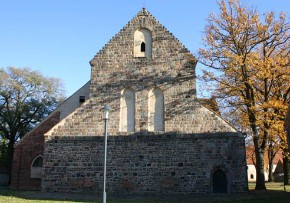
[120,88,135,132]
[148,88,164,131]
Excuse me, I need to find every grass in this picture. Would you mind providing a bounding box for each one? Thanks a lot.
[1,182,290,203]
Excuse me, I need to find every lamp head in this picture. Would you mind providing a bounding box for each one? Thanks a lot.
[100,104,113,119]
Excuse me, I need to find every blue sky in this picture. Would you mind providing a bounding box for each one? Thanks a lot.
[0,0,289,97]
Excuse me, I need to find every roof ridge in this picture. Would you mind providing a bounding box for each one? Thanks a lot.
[137,7,150,16]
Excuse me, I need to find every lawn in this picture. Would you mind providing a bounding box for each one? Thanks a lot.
[1,182,290,203]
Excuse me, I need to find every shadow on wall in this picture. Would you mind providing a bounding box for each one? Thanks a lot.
[87,57,197,119]
[42,132,247,194]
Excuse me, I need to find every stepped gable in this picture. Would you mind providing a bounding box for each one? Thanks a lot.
[42,8,247,194]
[45,8,237,139]
[90,8,190,66]
[89,7,196,97]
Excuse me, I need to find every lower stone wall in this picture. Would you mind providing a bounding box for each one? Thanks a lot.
[42,132,248,194]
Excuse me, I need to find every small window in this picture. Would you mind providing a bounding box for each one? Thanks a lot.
[32,156,43,167]
[79,96,85,103]
[141,42,146,52]
[134,29,152,58]
[30,155,43,179]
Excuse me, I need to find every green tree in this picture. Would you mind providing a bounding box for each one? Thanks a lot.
[0,67,65,181]
[199,0,290,190]
[0,137,8,166]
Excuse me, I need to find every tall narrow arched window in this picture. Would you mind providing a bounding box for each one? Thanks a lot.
[30,155,43,179]
[120,88,135,132]
[134,29,152,58]
[148,88,164,131]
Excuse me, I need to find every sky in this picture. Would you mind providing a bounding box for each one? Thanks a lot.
[0,0,289,97]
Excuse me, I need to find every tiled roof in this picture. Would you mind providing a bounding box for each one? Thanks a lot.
[246,145,283,165]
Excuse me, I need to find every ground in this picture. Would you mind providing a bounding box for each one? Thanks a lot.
[1,183,290,203]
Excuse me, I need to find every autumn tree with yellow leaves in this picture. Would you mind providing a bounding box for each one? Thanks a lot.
[199,0,290,190]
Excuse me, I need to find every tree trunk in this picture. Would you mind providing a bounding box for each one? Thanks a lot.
[268,164,274,182]
[253,136,266,190]
[7,138,15,185]
[268,162,274,182]
[286,131,290,185]
[283,157,289,185]
[268,145,274,182]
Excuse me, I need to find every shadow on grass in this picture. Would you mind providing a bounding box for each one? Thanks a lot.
[1,184,290,203]
[0,186,95,203]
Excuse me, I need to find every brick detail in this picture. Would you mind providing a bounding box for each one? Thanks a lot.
[10,112,60,190]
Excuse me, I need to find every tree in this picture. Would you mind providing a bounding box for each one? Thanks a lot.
[199,0,290,190]
[0,137,8,166]
[0,67,65,182]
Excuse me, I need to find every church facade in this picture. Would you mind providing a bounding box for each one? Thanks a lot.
[11,8,247,194]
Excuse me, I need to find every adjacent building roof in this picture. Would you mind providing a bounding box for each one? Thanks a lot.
[246,145,283,166]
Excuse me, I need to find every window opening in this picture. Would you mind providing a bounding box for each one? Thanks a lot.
[141,42,146,52]
[32,156,43,167]
[134,29,152,58]
[120,88,135,132]
[79,96,85,103]
[148,88,164,131]
[30,155,43,179]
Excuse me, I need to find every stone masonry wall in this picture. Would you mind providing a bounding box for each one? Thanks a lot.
[88,8,197,134]
[43,8,247,194]
[45,9,236,139]
[42,132,247,194]
[45,8,207,138]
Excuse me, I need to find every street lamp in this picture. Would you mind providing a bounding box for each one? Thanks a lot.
[100,104,113,203]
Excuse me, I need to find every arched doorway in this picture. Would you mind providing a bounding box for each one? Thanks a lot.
[212,169,227,193]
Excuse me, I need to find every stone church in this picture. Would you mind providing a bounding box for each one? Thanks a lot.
[11,8,247,194]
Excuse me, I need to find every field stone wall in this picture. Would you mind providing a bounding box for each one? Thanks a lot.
[42,133,247,194]
[42,8,248,194]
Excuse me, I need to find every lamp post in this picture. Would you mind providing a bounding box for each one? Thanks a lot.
[100,104,113,203]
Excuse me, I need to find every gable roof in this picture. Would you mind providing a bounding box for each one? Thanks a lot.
[45,8,240,137]
[246,146,283,165]
[15,81,90,147]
